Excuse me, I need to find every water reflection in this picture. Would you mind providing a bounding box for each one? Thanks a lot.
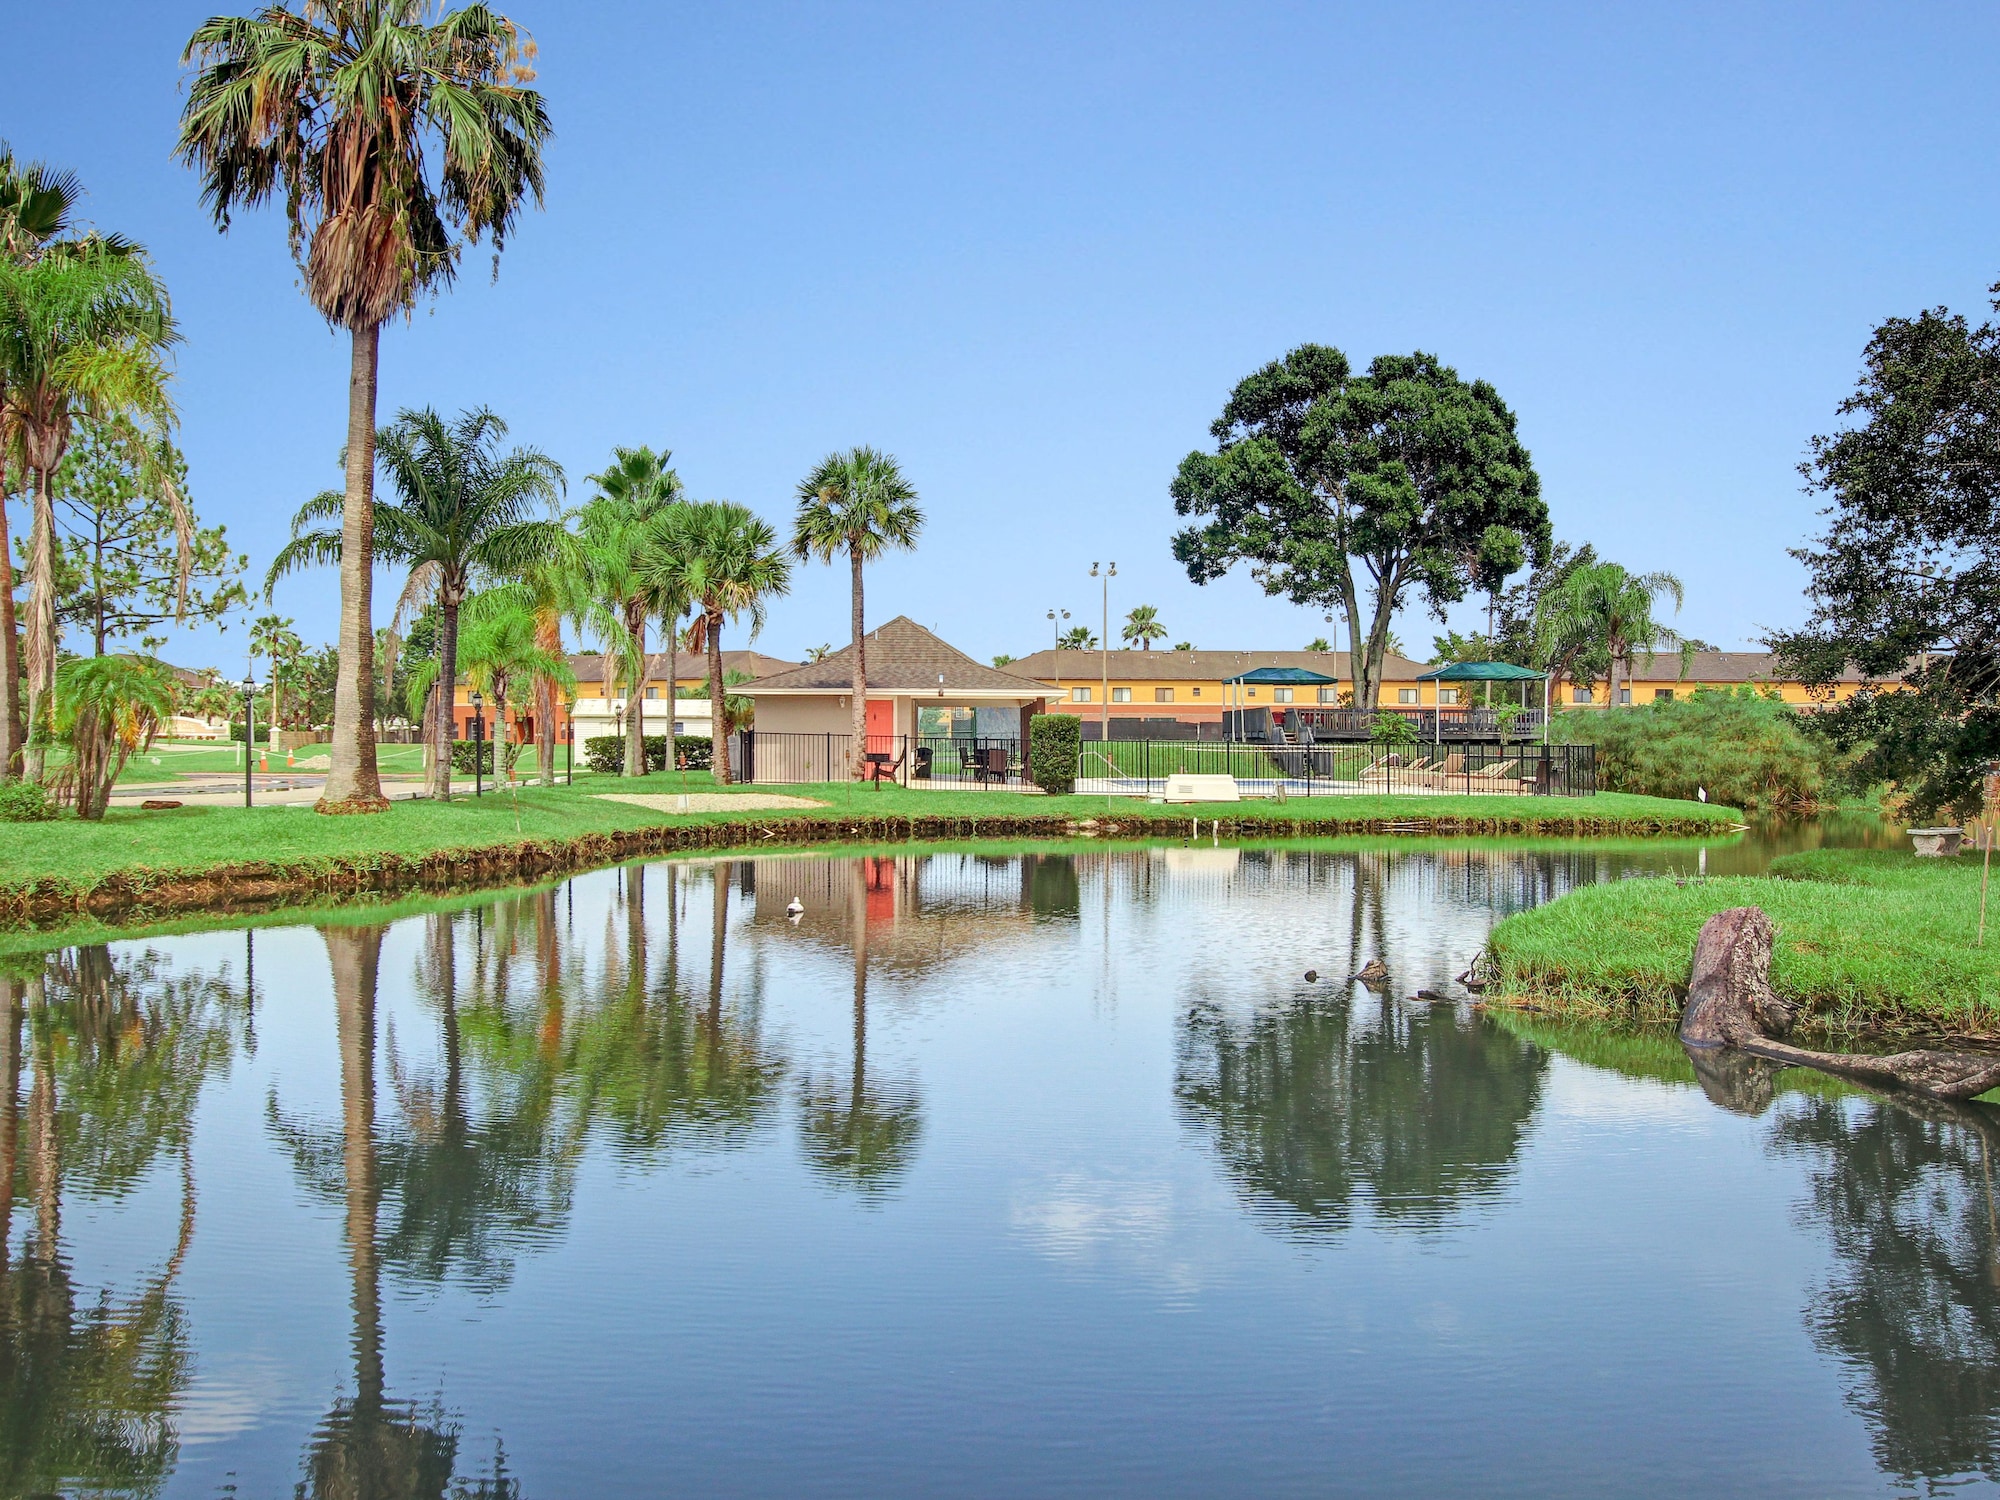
[1176,988,1545,1235]
[0,961,210,1498]
[1772,1090,2000,1489]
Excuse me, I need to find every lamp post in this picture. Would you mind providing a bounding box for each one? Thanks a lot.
[1089,562,1114,744]
[1046,608,1069,652]
[469,690,484,798]
[564,691,575,786]
[238,675,258,807]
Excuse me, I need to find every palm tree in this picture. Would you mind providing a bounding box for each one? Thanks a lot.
[0,145,95,776]
[804,643,833,663]
[179,4,552,814]
[413,597,574,779]
[1533,560,1687,705]
[0,243,183,783]
[268,407,564,800]
[1058,625,1096,650]
[249,612,303,734]
[643,503,792,786]
[1121,604,1166,650]
[577,447,684,778]
[47,654,174,822]
[792,447,923,779]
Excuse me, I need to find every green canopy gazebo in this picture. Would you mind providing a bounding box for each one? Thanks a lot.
[1221,665,1338,741]
[1413,660,1550,745]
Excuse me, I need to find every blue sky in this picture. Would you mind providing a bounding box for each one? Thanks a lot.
[11,1,2000,671]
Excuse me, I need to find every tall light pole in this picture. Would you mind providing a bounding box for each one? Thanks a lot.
[469,689,485,798]
[1090,562,1115,744]
[238,675,258,807]
[1046,608,1069,652]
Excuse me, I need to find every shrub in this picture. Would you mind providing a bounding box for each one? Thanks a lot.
[450,739,496,774]
[583,734,715,775]
[1557,687,1826,813]
[1029,714,1081,795]
[1369,712,1419,747]
[0,780,57,822]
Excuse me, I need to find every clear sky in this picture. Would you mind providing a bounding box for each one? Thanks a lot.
[10,1,2000,672]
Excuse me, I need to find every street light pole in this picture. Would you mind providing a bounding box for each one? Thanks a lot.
[470,690,484,798]
[239,676,258,808]
[564,693,575,786]
[1090,562,1115,744]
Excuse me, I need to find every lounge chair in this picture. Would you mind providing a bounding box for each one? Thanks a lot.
[1465,759,1519,792]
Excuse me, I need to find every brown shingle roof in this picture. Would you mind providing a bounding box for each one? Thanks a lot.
[749,617,1049,696]
[1622,650,1891,685]
[1006,647,1428,682]
[566,649,795,684]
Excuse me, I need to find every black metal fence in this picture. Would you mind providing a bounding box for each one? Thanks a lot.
[732,731,1596,798]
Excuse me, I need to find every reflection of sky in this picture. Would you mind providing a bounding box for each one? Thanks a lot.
[7,833,1982,1498]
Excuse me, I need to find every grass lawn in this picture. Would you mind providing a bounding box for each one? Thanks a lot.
[0,770,1733,905]
[108,739,575,781]
[1488,847,2000,1033]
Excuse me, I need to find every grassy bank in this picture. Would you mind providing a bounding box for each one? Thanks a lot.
[1488,847,1998,1033]
[0,772,1735,927]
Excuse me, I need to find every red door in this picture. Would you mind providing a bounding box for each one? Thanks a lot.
[865,698,895,750]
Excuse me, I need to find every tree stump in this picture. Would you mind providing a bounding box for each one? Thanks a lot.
[1679,906,2000,1101]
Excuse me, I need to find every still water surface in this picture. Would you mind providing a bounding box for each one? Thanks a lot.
[4,820,1991,1498]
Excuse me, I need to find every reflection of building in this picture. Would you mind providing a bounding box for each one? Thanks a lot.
[740,852,1056,976]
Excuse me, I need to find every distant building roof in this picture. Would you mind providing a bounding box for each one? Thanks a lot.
[1007,648,1428,682]
[748,617,1049,697]
[1620,650,1893,685]
[566,649,796,684]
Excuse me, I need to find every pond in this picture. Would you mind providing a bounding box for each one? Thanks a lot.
[5,823,1992,1498]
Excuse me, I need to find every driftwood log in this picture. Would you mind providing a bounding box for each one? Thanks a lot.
[1679,906,2000,1101]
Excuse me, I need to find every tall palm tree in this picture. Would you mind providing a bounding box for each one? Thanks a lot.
[644,502,792,786]
[576,447,684,778]
[1121,604,1166,650]
[792,447,922,778]
[0,145,94,776]
[268,406,564,800]
[412,596,574,779]
[0,243,183,782]
[179,3,552,814]
[1533,560,1687,706]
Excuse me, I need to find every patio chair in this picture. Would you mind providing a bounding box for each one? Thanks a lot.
[865,745,906,786]
[978,745,1010,783]
[913,744,934,780]
[1465,759,1519,792]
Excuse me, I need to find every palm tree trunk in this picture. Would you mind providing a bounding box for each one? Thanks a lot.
[665,613,678,771]
[707,862,728,1029]
[849,542,867,780]
[0,489,22,780]
[535,607,561,785]
[23,463,56,783]
[708,610,731,786]
[29,998,58,1261]
[429,595,460,800]
[623,609,646,778]
[321,323,387,813]
[325,923,386,1414]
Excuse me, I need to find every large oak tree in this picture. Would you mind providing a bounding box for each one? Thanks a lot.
[1171,345,1549,713]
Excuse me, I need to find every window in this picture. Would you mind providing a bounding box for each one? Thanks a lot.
[1617,687,1632,704]
[1071,686,1091,703]
[1654,688,1674,702]
[1273,687,1293,703]
[1112,687,1131,703]
[1572,686,1593,704]
[1191,687,1202,698]
[1154,687,1174,703]
[1318,687,1339,704]
[645,688,658,700]
[1439,687,1459,705]
[1245,689,1258,699]
[1398,688,1419,705]
[673,720,686,735]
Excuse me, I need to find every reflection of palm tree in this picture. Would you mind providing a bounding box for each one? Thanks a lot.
[798,861,922,1194]
[0,971,198,1497]
[1769,1092,2000,1488]
[1175,992,1544,1236]
[299,924,463,1500]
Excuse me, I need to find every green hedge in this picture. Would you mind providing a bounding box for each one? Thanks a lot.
[450,739,495,774]
[1028,714,1081,795]
[0,780,57,823]
[583,734,714,775]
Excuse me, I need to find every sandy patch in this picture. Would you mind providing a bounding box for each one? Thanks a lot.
[596,792,827,814]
